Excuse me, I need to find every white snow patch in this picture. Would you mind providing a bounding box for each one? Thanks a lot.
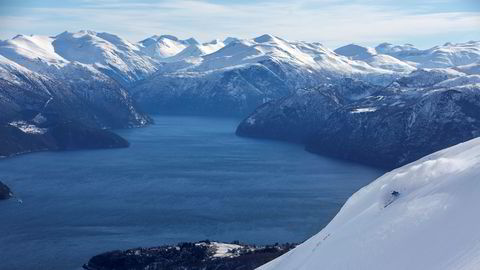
[246,117,256,125]
[194,242,243,258]
[211,242,243,258]
[351,107,377,113]
[9,121,47,134]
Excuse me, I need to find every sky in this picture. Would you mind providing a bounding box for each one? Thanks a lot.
[0,0,479,49]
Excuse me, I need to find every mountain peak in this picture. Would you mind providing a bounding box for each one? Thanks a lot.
[335,44,377,59]
[159,35,179,41]
[375,42,419,55]
[76,30,97,36]
[55,30,98,40]
[12,34,26,40]
[224,37,240,45]
[204,39,221,45]
[185,38,199,45]
[254,34,277,43]
[376,42,392,47]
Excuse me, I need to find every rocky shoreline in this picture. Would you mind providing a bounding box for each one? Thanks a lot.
[0,121,131,159]
[0,181,12,200]
[83,240,295,270]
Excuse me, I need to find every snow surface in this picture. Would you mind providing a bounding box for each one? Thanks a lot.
[351,107,377,113]
[433,75,480,88]
[0,54,49,88]
[9,121,47,134]
[173,34,397,77]
[1,31,479,118]
[138,35,193,59]
[211,242,243,258]
[164,39,226,62]
[2,31,478,90]
[194,242,243,258]
[376,41,480,68]
[0,30,158,83]
[335,44,419,73]
[258,137,480,270]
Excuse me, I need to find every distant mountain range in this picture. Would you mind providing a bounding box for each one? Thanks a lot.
[1,30,479,165]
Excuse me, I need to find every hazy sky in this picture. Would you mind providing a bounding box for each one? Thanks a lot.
[0,0,479,48]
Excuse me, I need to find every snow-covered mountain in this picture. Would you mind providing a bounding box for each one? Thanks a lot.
[375,41,480,68]
[2,30,478,118]
[0,30,159,87]
[163,39,226,62]
[138,34,199,60]
[0,43,150,128]
[237,68,480,168]
[0,32,153,157]
[335,44,416,73]
[1,30,479,156]
[0,55,52,124]
[375,42,420,57]
[258,137,480,270]
[132,34,403,115]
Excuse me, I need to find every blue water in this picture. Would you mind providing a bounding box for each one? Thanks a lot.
[0,116,384,270]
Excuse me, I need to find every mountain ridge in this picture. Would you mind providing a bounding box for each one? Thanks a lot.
[1,30,479,159]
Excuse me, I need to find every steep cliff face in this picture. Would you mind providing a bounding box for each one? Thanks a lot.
[131,35,399,116]
[237,70,480,168]
[0,54,150,158]
[305,84,480,168]
[236,78,379,141]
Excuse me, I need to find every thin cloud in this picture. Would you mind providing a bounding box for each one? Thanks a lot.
[0,0,478,48]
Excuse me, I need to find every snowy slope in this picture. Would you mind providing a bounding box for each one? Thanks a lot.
[335,44,416,73]
[259,137,480,270]
[0,33,152,129]
[434,74,480,88]
[164,39,225,62]
[0,34,68,72]
[53,30,157,84]
[132,34,402,115]
[2,30,478,117]
[138,35,198,59]
[0,30,160,86]
[192,35,392,75]
[0,55,52,123]
[0,54,49,88]
[376,41,480,68]
[454,62,480,75]
[375,42,420,56]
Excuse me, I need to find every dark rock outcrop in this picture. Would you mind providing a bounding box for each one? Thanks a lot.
[0,56,149,158]
[236,78,379,142]
[237,74,480,169]
[0,121,128,158]
[0,181,12,200]
[132,61,296,117]
[83,241,295,270]
[304,86,480,168]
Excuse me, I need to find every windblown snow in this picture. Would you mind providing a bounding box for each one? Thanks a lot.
[258,137,480,270]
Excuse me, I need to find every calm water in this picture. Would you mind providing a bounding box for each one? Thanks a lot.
[0,116,384,270]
